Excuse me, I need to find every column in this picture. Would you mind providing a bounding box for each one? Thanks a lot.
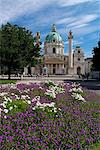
[68,30,73,68]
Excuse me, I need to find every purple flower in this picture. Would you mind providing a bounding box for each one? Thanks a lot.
[7,136,13,142]
[0,135,3,142]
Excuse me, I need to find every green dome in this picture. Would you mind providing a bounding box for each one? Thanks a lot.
[45,24,63,43]
[76,45,80,48]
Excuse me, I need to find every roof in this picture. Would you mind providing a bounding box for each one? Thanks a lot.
[45,24,63,43]
[85,57,92,60]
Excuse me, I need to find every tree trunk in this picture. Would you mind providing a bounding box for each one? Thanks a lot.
[8,67,11,80]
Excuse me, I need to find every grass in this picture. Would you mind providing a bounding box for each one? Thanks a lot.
[0,79,17,84]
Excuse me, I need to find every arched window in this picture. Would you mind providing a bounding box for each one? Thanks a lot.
[53,39,55,42]
[53,48,56,53]
[78,58,80,61]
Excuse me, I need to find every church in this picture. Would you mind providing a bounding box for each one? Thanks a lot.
[24,24,92,76]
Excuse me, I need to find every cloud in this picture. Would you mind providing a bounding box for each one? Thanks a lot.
[68,14,98,27]
[56,14,98,27]
[0,0,54,25]
[55,13,99,38]
[73,24,88,29]
[56,17,76,25]
[58,0,100,7]
[64,40,83,46]
[73,25,99,36]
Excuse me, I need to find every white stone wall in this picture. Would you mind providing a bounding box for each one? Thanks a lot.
[24,67,28,75]
[85,59,93,74]
[44,42,64,55]
[31,67,36,74]
[73,47,85,75]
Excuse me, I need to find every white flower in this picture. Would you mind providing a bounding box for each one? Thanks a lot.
[72,93,86,102]
[32,107,36,110]
[0,108,2,117]
[49,102,55,107]
[0,92,8,96]
[69,89,72,92]
[3,101,8,104]
[14,105,17,108]
[11,93,15,95]
[24,89,30,93]
[35,96,40,101]
[54,107,57,113]
[15,95,20,100]
[1,103,6,108]
[45,89,56,98]
[4,96,8,101]
[5,97,12,102]
[21,95,27,99]
[39,86,43,89]
[32,96,40,102]
[4,115,7,119]
[9,106,13,111]
[70,83,86,103]
[4,109,9,113]
[50,85,64,94]
[26,95,30,99]
[58,108,61,111]
[77,87,83,93]
[27,100,31,104]
[36,101,41,106]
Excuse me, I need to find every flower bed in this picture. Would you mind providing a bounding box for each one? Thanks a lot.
[0,81,100,149]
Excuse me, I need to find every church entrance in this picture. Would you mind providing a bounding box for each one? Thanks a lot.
[43,67,48,75]
[77,67,81,75]
[53,64,56,74]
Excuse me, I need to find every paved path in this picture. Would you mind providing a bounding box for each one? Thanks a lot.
[64,79,100,96]
[90,90,100,96]
[16,77,100,97]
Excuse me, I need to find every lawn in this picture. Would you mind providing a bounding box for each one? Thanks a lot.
[0,79,17,84]
[0,81,100,149]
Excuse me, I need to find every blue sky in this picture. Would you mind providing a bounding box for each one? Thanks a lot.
[0,0,100,58]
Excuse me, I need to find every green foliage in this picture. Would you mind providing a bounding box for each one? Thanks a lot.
[92,41,100,71]
[5,99,29,115]
[91,142,100,150]
[0,79,17,84]
[0,22,41,79]
[44,80,56,87]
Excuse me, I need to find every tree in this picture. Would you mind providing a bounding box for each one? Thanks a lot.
[0,23,41,79]
[92,40,100,71]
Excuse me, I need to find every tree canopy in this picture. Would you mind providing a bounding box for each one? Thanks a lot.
[92,40,100,71]
[0,22,41,79]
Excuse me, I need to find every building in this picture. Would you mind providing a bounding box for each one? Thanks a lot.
[24,24,92,76]
[85,58,93,74]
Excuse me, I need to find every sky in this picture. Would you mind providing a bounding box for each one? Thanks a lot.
[0,0,100,58]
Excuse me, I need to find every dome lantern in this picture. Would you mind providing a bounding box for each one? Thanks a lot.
[51,24,56,32]
[45,24,63,43]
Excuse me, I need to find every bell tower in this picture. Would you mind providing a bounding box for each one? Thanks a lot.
[68,30,74,74]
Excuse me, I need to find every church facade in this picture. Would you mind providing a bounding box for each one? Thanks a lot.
[24,24,91,76]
